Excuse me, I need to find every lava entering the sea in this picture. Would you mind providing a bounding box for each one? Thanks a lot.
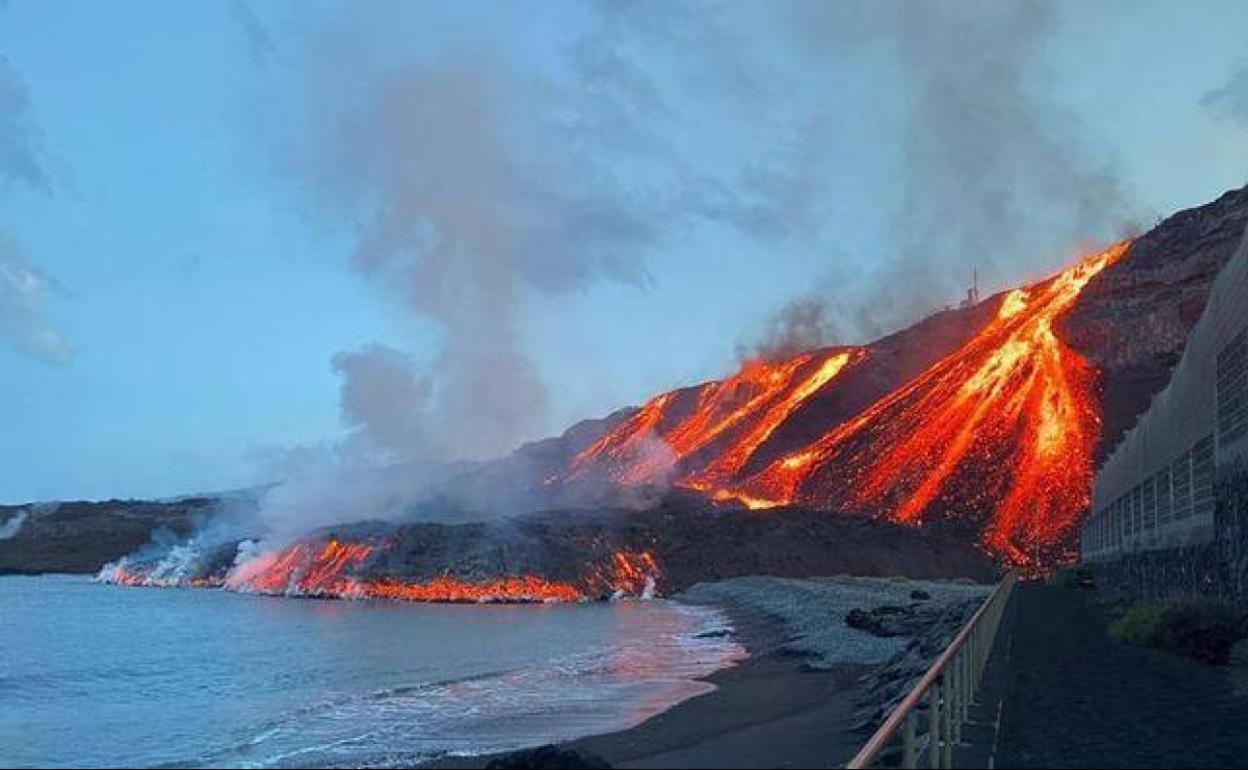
[101,538,663,604]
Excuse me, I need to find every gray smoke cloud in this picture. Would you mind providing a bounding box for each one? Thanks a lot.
[225,2,838,543]
[298,50,636,463]
[738,255,891,360]
[0,55,67,365]
[1202,61,1248,125]
[769,0,1131,345]
[739,296,832,363]
[286,4,833,471]
[331,344,435,462]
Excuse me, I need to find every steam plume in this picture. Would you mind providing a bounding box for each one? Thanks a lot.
[0,510,27,540]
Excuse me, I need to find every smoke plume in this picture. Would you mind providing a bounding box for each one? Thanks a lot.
[773,0,1131,344]
[1202,61,1248,125]
[244,1,842,539]
[293,45,657,467]
[227,1,1135,549]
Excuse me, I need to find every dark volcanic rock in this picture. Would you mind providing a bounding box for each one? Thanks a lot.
[846,605,923,638]
[0,498,213,575]
[852,597,984,732]
[355,496,998,592]
[485,745,611,769]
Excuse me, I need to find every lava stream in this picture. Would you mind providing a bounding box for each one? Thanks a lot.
[729,242,1129,565]
[570,348,864,490]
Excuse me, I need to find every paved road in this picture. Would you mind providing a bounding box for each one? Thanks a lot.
[971,584,1248,768]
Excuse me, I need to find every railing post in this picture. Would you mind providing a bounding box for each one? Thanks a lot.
[950,657,961,745]
[929,685,940,770]
[903,710,917,769]
[941,674,953,768]
[963,645,972,718]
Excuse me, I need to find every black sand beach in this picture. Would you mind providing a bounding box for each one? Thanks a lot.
[426,576,991,769]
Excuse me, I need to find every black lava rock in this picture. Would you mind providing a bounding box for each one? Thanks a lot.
[485,745,612,770]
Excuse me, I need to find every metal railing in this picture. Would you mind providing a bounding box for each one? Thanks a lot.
[847,571,1017,769]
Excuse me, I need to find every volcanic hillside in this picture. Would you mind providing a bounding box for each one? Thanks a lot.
[511,184,1248,567]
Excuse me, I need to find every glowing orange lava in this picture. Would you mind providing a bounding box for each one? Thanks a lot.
[107,538,665,604]
[101,564,223,589]
[356,575,585,603]
[570,349,864,488]
[727,242,1129,565]
[572,243,1128,566]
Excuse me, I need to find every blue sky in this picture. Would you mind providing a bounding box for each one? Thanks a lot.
[2,0,1247,503]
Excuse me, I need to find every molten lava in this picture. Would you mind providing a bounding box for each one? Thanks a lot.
[100,563,222,589]
[571,243,1129,566]
[225,539,377,595]
[104,538,663,604]
[570,349,864,488]
[729,243,1129,564]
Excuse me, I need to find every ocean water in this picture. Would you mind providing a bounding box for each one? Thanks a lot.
[0,575,744,769]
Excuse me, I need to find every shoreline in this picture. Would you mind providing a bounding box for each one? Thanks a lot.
[422,575,987,769]
[424,596,871,769]
[554,596,873,769]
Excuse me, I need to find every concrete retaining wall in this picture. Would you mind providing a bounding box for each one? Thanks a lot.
[1091,463,1248,603]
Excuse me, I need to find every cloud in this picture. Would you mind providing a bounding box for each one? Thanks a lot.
[563,1,832,245]
[0,55,49,192]
[1202,61,1248,124]
[0,235,70,364]
[0,55,67,364]
[227,0,275,66]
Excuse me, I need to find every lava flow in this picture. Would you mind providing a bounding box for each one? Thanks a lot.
[570,243,1128,567]
[569,349,864,488]
[104,537,665,604]
[726,242,1130,565]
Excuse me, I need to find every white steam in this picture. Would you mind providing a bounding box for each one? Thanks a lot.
[0,510,27,540]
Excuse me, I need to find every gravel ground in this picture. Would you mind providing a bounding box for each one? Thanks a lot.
[988,584,1248,768]
[678,575,991,668]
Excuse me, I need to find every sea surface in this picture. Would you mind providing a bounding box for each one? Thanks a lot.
[0,575,744,769]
